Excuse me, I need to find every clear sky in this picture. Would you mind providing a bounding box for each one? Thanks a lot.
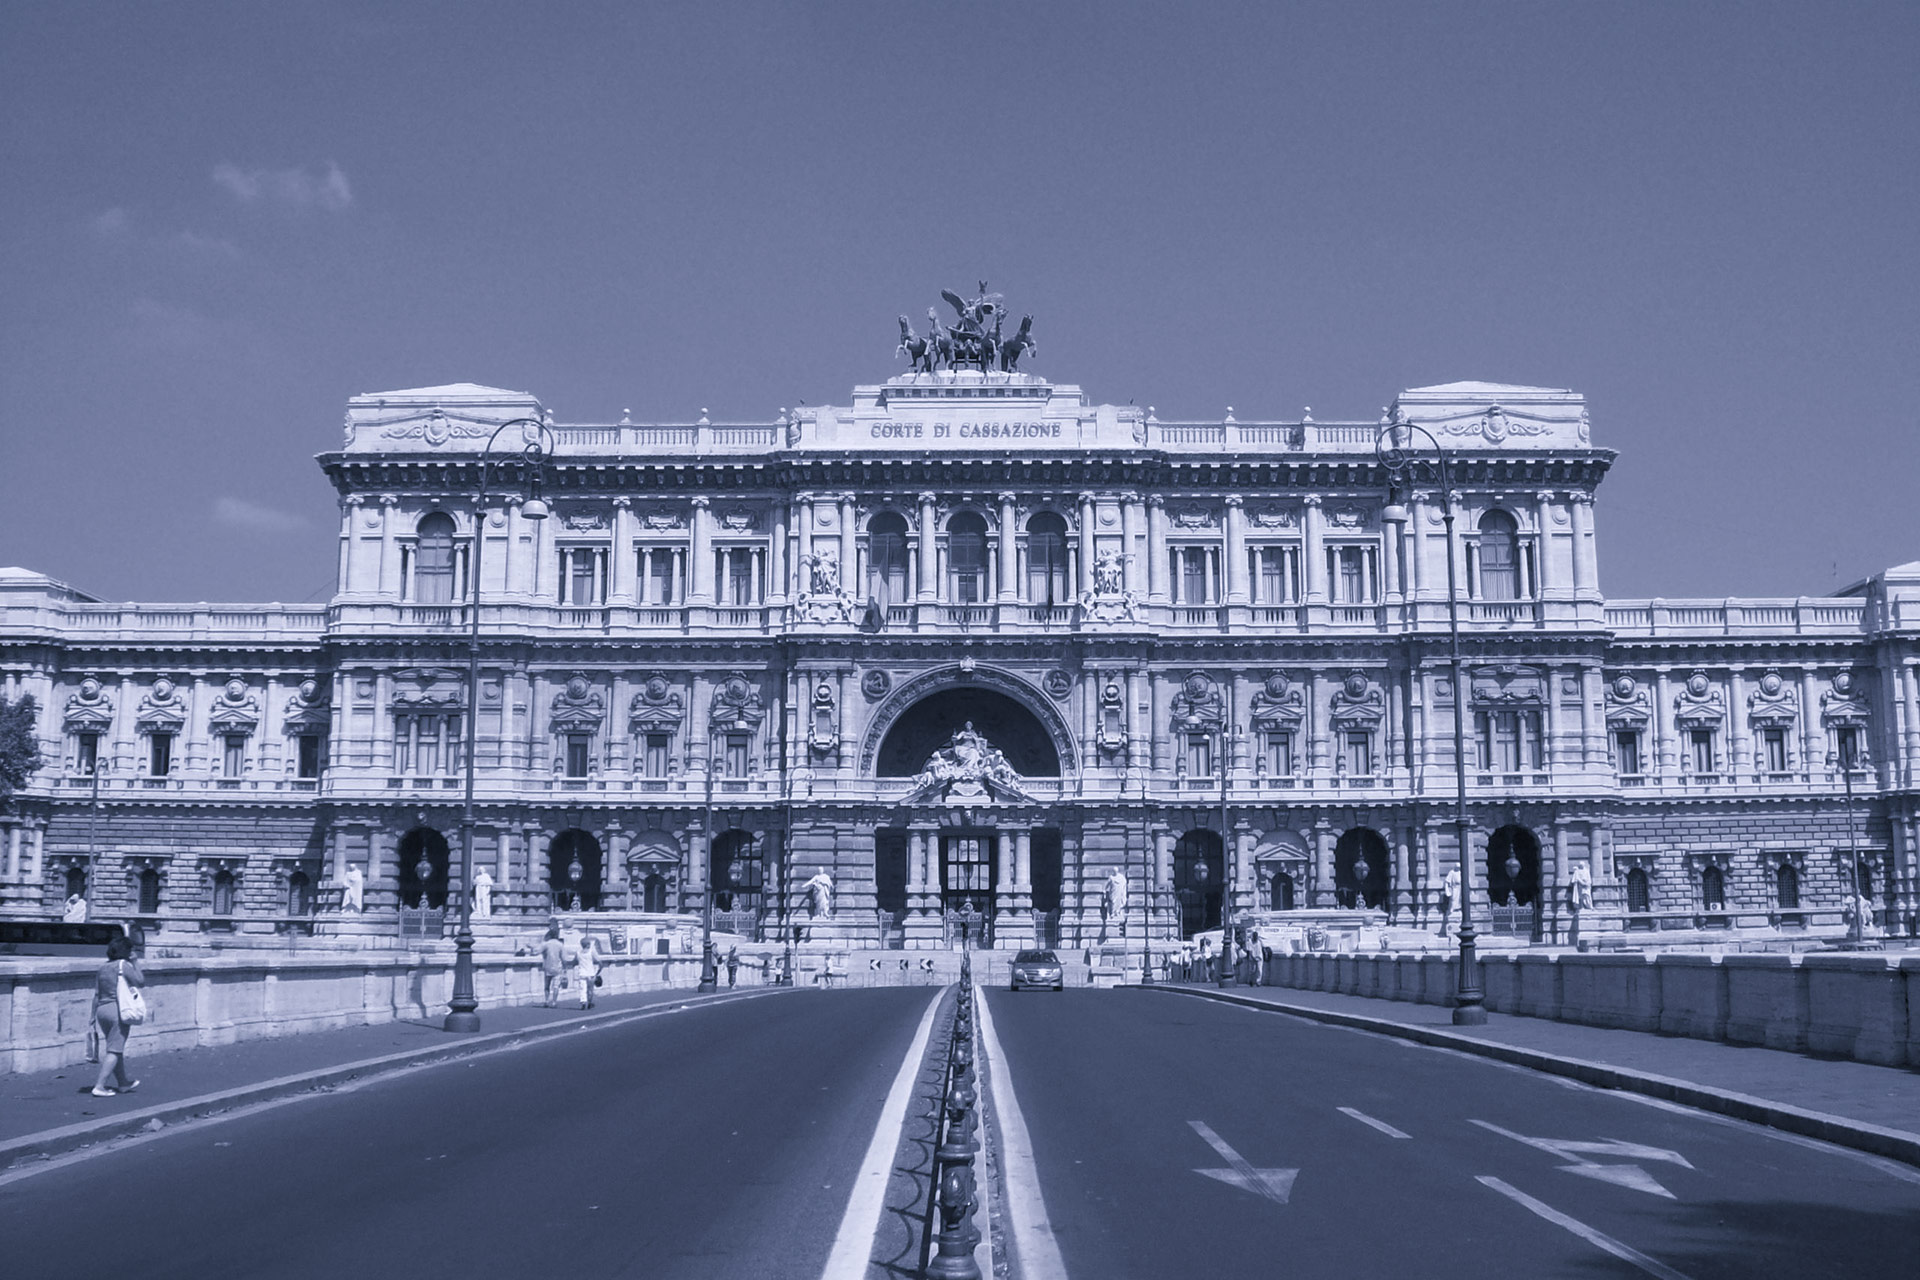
[3,1,1914,605]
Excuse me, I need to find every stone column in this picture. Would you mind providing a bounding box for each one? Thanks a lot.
[1127,669,1149,779]
[378,496,401,597]
[1015,830,1033,907]
[610,498,636,604]
[794,492,814,597]
[1235,828,1256,913]
[996,833,1015,921]
[496,826,514,887]
[1314,822,1335,907]
[837,495,857,594]
[338,496,360,594]
[1654,668,1675,779]
[1903,662,1920,790]
[1393,828,1413,920]
[916,492,938,602]
[1533,491,1556,599]
[1800,667,1823,781]
[5,821,21,881]
[1302,495,1326,604]
[1571,493,1599,600]
[906,828,925,908]
[1543,666,1562,777]
[1552,821,1572,942]
[1727,668,1751,778]
[1146,495,1169,604]
[997,492,1019,602]
[1224,496,1249,604]
[1077,492,1096,597]
[1407,492,1430,603]
[1120,492,1145,596]
[689,497,714,604]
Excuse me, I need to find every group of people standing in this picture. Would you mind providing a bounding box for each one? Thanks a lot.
[536,924,604,1008]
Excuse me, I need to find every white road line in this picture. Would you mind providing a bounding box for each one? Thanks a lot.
[1338,1106,1411,1139]
[1612,1092,1920,1187]
[1477,1176,1695,1280]
[818,988,942,1280]
[975,986,1071,1280]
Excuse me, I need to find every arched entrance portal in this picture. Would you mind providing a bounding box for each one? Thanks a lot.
[1334,828,1390,909]
[1486,824,1542,939]
[397,827,450,908]
[549,829,604,910]
[1173,830,1224,938]
[875,687,1062,778]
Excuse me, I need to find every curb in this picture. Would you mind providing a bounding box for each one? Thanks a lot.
[1136,984,1920,1169]
[1,987,787,1171]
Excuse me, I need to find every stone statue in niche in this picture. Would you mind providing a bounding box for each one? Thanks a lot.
[1100,868,1129,941]
[472,866,494,918]
[796,549,856,624]
[804,869,834,918]
[341,863,365,912]
[1092,547,1126,595]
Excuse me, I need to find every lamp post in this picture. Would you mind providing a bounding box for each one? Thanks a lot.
[448,417,552,1033]
[83,752,109,913]
[1217,721,1233,989]
[698,750,720,993]
[1378,417,1486,1025]
[1828,743,1871,946]
[1139,825,1155,985]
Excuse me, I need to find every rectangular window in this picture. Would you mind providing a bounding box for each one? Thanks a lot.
[1186,733,1213,777]
[76,731,99,775]
[644,732,671,778]
[1173,547,1216,605]
[1762,727,1789,774]
[1252,546,1300,604]
[1343,731,1372,778]
[949,540,983,605]
[640,547,682,606]
[565,733,592,779]
[296,733,324,779]
[222,733,247,778]
[725,732,750,778]
[943,834,991,894]
[1689,729,1716,775]
[722,548,760,606]
[1613,729,1641,776]
[1835,725,1863,770]
[560,548,605,606]
[1264,731,1293,777]
[1328,546,1378,604]
[148,731,173,777]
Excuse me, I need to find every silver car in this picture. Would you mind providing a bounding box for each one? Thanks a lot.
[1009,949,1064,991]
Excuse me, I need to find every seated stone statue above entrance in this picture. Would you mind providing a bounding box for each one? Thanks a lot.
[905,722,1033,803]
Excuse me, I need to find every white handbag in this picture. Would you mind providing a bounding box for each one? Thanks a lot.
[115,961,149,1025]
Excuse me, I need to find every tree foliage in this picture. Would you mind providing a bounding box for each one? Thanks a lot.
[0,695,45,810]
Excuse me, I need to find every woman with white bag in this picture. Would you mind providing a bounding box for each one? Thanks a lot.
[90,933,147,1098]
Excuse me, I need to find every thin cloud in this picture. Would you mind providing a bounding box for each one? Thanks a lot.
[212,161,353,211]
[213,497,309,533]
[91,207,132,237]
[173,229,244,259]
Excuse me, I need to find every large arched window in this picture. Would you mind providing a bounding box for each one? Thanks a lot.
[1477,511,1520,601]
[867,512,909,604]
[948,512,988,604]
[1026,512,1069,605]
[415,513,458,604]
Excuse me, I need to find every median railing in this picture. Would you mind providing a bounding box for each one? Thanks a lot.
[925,954,983,1279]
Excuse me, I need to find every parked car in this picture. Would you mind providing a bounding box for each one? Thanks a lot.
[1009,949,1064,991]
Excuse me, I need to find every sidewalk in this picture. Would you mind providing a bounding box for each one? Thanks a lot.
[1,984,787,1167]
[1144,981,1920,1166]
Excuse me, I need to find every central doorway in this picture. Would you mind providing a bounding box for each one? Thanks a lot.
[1173,829,1224,938]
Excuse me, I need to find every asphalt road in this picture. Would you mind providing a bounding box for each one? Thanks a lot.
[0,987,937,1280]
[982,986,1920,1280]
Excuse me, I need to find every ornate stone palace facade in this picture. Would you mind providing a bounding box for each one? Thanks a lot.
[3,364,1917,946]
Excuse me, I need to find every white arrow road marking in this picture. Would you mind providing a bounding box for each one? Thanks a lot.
[1471,1120,1692,1200]
[1478,1176,1696,1280]
[1338,1107,1411,1139]
[1189,1120,1299,1204]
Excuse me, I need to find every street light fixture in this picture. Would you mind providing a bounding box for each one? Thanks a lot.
[1217,721,1234,989]
[447,416,553,1033]
[1378,416,1487,1025]
[1827,743,1871,947]
[698,750,721,993]
[1139,822,1155,985]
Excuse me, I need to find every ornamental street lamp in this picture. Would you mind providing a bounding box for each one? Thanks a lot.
[1139,824,1155,985]
[83,753,110,912]
[448,417,553,1033]
[1827,743,1871,946]
[698,750,721,993]
[1217,722,1234,989]
[1378,417,1487,1025]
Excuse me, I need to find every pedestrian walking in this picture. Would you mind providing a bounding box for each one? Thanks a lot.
[90,934,144,1097]
[538,925,566,1007]
[576,932,601,1008]
[725,946,739,989]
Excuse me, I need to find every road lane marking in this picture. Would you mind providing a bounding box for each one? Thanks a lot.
[1611,1092,1920,1187]
[1470,1120,1689,1199]
[1188,1121,1300,1203]
[819,988,943,1280]
[1338,1107,1411,1139]
[974,986,1070,1280]
[1477,1176,1695,1280]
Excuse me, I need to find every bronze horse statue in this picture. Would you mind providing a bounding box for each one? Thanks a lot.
[998,315,1036,372]
[897,315,934,374]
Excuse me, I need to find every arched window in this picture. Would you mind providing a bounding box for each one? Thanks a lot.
[867,512,909,604]
[1477,511,1521,600]
[948,512,988,604]
[1026,512,1069,605]
[287,871,312,916]
[1625,867,1650,914]
[211,869,236,916]
[1775,862,1799,909]
[1701,864,1725,910]
[415,513,458,604]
